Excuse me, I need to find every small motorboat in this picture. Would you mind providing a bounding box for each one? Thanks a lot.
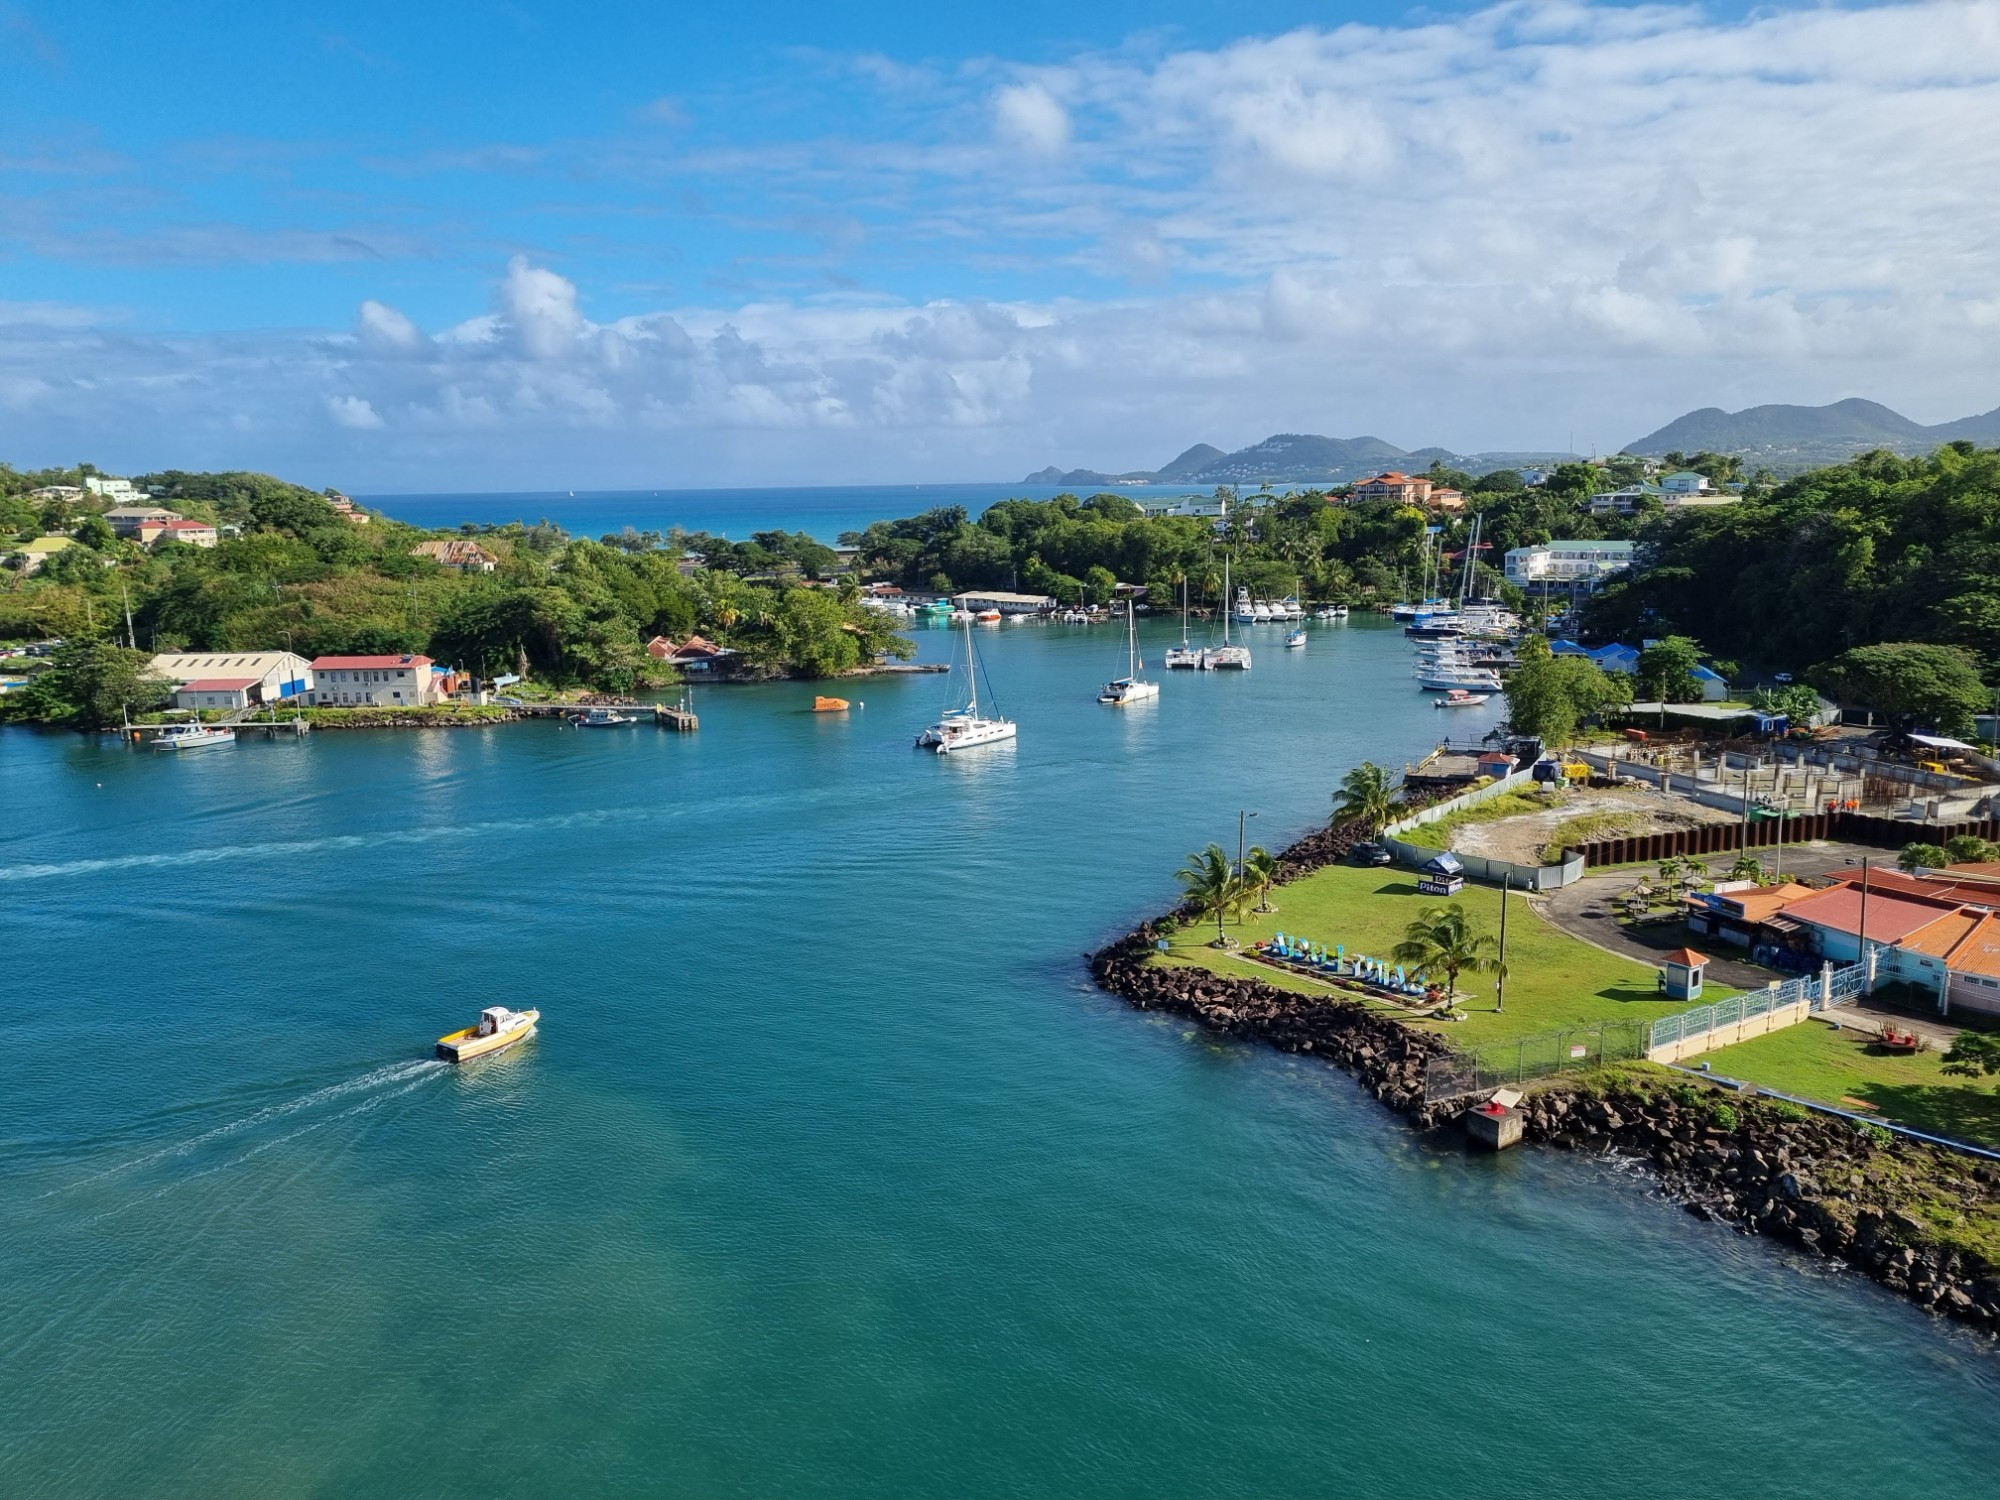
[437,1005,540,1063]
[1435,689,1492,708]
[152,722,237,751]
[813,695,850,712]
[975,609,1002,623]
[570,707,637,727]
[1285,629,1307,649]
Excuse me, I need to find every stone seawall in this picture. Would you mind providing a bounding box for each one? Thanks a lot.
[1517,1086,2000,1330]
[1089,841,2000,1333]
[1089,925,1461,1127]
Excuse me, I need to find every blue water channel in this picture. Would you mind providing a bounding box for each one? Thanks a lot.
[4,615,1997,1498]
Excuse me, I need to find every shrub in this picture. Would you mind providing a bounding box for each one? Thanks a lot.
[1708,1101,1740,1131]
[1855,1121,1893,1147]
[1762,1100,1810,1124]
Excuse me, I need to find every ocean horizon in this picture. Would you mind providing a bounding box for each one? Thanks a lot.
[358,481,1223,545]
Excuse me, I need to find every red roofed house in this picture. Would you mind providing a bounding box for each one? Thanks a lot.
[309,654,441,707]
[1350,472,1433,506]
[173,677,262,711]
[1773,882,1967,964]
[645,635,735,673]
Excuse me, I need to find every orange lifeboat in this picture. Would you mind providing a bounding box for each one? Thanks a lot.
[814,696,850,712]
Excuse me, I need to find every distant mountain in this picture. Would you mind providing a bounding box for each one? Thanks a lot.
[1153,443,1226,480]
[1023,434,1576,488]
[1625,397,2000,468]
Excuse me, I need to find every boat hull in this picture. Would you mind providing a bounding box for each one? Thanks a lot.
[436,1009,540,1063]
[1099,681,1160,704]
[931,722,1017,752]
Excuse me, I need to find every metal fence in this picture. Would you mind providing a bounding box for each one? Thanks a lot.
[1646,960,1867,1051]
[1423,1020,1652,1104]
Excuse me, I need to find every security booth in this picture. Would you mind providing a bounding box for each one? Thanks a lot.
[1418,852,1466,897]
[1659,947,1711,1002]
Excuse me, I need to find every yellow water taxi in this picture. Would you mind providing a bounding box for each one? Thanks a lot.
[436,1006,540,1063]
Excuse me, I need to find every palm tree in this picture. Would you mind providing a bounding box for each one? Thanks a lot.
[1334,761,1397,834]
[1243,845,1281,913]
[1392,903,1503,1002]
[1176,842,1242,947]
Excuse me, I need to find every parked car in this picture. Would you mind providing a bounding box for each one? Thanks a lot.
[1350,841,1393,867]
[1774,671,1794,684]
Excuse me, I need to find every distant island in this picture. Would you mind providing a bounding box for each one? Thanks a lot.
[1025,436,1578,488]
[1034,397,2000,486]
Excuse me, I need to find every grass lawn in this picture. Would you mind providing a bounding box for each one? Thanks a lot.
[1158,863,1724,1047]
[1697,1021,2000,1148]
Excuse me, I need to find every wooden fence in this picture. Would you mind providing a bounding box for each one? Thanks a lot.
[1569,812,2000,869]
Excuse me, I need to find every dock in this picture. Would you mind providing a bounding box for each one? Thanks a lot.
[654,704,698,731]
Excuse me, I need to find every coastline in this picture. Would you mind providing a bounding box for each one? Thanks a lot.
[1090,818,2000,1336]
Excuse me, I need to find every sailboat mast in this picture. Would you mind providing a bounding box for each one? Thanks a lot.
[963,613,978,715]
[1128,601,1139,676]
[1223,558,1232,645]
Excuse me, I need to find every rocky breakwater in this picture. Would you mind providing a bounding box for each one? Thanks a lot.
[1089,925,1461,1126]
[1519,1084,2000,1331]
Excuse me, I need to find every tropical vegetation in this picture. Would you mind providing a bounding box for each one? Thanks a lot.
[0,466,913,722]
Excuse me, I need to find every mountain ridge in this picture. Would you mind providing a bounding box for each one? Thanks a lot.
[1026,398,2000,488]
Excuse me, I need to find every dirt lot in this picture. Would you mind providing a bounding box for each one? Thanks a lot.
[1451,784,1737,864]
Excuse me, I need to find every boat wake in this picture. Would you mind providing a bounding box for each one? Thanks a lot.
[35,1058,446,1204]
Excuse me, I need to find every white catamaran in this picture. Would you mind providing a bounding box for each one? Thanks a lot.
[1206,558,1251,670]
[1099,601,1160,705]
[1164,578,1201,669]
[916,612,1017,753]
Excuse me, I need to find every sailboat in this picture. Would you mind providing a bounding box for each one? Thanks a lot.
[1206,558,1252,669]
[1099,601,1160,705]
[1165,578,1201,669]
[915,612,1017,753]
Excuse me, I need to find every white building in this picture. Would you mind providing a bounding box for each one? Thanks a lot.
[84,476,143,503]
[150,651,314,703]
[952,590,1056,616]
[1503,539,1635,593]
[1660,470,1713,496]
[309,654,442,706]
[173,678,262,712]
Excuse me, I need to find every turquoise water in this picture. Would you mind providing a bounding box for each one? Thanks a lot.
[360,482,1208,543]
[5,616,1999,1499]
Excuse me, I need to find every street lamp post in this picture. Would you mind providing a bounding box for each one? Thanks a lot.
[1238,809,1259,879]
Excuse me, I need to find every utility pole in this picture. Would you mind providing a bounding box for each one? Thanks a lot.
[1496,873,1511,1014]
[1238,809,1258,880]
[1858,856,1872,992]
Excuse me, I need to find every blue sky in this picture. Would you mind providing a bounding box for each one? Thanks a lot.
[4,1,1998,489]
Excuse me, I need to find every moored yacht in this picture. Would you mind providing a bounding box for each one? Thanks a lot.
[1164,579,1202,668]
[917,613,1017,753]
[1207,560,1252,669]
[1099,601,1160,705]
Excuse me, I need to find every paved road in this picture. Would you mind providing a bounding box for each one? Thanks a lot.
[1533,839,1890,989]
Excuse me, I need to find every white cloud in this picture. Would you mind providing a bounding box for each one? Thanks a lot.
[355,299,426,354]
[499,255,587,359]
[326,395,384,430]
[992,81,1071,156]
[6,2,2000,486]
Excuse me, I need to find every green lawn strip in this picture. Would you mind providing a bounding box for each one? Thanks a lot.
[1157,864,1723,1048]
[1393,788,1559,851]
[1696,1020,2000,1149]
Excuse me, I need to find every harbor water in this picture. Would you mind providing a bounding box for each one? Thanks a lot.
[5,616,1999,1498]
